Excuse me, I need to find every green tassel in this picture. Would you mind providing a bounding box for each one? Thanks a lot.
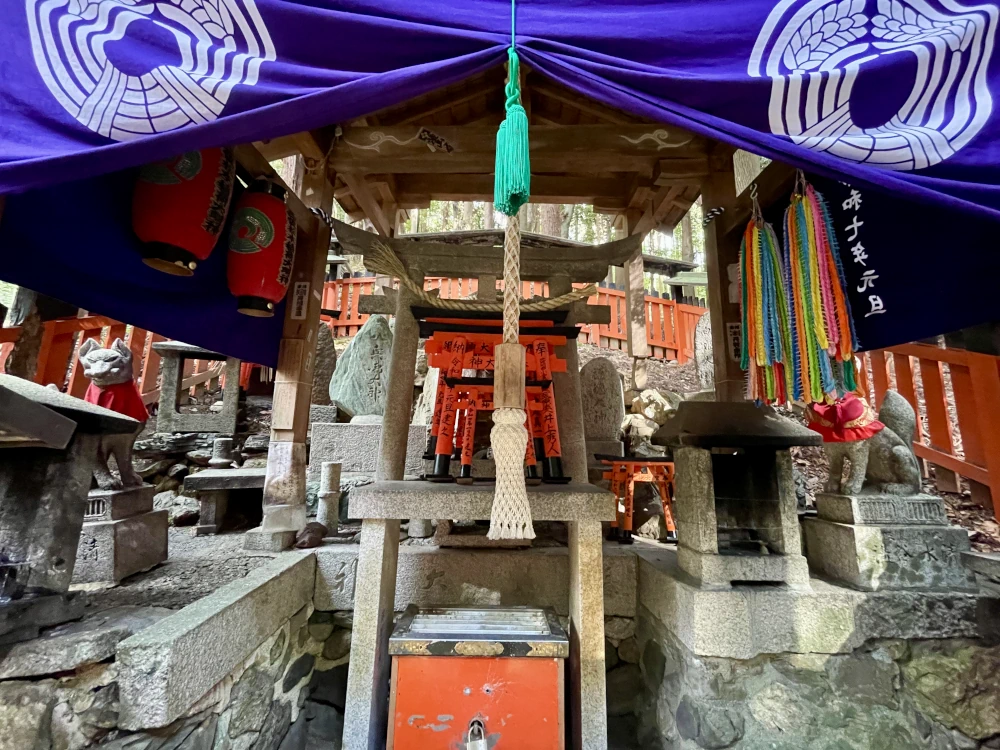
[494,47,530,217]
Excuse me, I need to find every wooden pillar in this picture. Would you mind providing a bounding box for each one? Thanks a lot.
[701,151,745,402]
[248,163,335,551]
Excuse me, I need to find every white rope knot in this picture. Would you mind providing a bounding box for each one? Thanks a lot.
[488,407,534,540]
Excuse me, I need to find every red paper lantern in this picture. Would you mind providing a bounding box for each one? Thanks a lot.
[132,147,235,276]
[227,179,297,317]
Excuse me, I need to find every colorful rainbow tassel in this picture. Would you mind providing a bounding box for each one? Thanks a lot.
[782,180,860,404]
[739,216,792,404]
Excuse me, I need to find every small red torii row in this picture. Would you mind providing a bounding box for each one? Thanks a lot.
[423,319,570,484]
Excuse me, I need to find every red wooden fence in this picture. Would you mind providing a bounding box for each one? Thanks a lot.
[322,277,708,364]
[860,344,1000,519]
[0,316,219,405]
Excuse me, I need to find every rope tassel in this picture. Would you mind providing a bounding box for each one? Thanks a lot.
[487,0,535,541]
[494,47,531,217]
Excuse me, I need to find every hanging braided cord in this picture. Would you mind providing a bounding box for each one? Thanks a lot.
[502,214,522,343]
[487,0,534,541]
[363,239,596,312]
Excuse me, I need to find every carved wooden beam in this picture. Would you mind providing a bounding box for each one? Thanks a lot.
[339,172,393,237]
[394,173,633,206]
[330,125,706,175]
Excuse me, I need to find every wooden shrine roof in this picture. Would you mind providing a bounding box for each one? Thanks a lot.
[254,68,713,240]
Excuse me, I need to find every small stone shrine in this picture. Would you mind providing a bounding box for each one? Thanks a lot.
[0,375,140,641]
[332,217,641,749]
[654,400,820,588]
[804,390,977,591]
[152,341,241,434]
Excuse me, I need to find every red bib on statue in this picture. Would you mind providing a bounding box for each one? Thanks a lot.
[84,381,149,424]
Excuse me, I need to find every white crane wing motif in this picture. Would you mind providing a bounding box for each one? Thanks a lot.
[27,0,275,141]
[749,0,998,169]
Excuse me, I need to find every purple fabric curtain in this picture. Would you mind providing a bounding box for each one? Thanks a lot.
[2,0,999,363]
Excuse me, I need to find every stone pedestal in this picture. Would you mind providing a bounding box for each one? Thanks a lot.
[151,341,240,434]
[74,485,167,584]
[308,422,426,481]
[569,519,608,750]
[342,518,400,750]
[805,492,978,592]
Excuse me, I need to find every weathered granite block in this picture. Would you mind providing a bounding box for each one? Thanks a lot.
[307,423,426,481]
[0,605,170,679]
[117,553,316,730]
[73,510,168,584]
[347,481,614,522]
[635,544,981,660]
[313,544,637,618]
[815,493,949,525]
[804,517,978,592]
[676,545,811,588]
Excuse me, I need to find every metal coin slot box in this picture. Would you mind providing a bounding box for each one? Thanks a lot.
[388,606,569,749]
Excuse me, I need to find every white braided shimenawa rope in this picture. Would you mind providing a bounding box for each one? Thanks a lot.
[365,239,596,312]
[488,213,534,540]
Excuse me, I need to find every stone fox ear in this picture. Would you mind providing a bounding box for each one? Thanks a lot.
[112,338,131,360]
[79,338,100,359]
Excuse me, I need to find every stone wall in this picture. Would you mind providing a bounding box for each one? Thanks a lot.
[0,604,354,750]
[632,603,1000,750]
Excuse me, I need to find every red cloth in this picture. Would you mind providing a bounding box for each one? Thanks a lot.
[807,393,883,443]
[84,381,149,423]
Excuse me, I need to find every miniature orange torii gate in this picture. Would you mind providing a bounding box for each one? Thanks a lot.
[422,317,573,483]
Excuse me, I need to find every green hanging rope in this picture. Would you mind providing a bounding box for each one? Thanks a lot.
[494,0,530,217]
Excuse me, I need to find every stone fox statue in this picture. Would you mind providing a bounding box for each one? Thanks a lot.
[79,338,147,490]
[809,390,921,496]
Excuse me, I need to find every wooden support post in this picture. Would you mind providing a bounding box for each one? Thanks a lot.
[249,159,334,551]
[701,150,744,402]
[967,353,1000,519]
[918,357,961,494]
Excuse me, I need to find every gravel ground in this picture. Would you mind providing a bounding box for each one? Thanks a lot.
[577,344,703,394]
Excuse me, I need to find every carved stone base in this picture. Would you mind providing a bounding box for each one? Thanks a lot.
[815,493,948,526]
[805,493,977,592]
[243,528,297,553]
[677,546,812,589]
[74,510,168,583]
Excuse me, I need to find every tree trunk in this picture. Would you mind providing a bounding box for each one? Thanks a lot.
[680,213,694,264]
[6,289,42,381]
[462,201,474,230]
[484,204,494,230]
[680,212,695,302]
[540,205,562,238]
[412,208,420,233]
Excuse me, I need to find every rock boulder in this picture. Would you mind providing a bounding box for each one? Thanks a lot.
[328,315,392,417]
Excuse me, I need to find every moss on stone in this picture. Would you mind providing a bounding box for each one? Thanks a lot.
[901,642,1000,740]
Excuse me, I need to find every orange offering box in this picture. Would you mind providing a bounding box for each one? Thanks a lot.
[388,606,568,749]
